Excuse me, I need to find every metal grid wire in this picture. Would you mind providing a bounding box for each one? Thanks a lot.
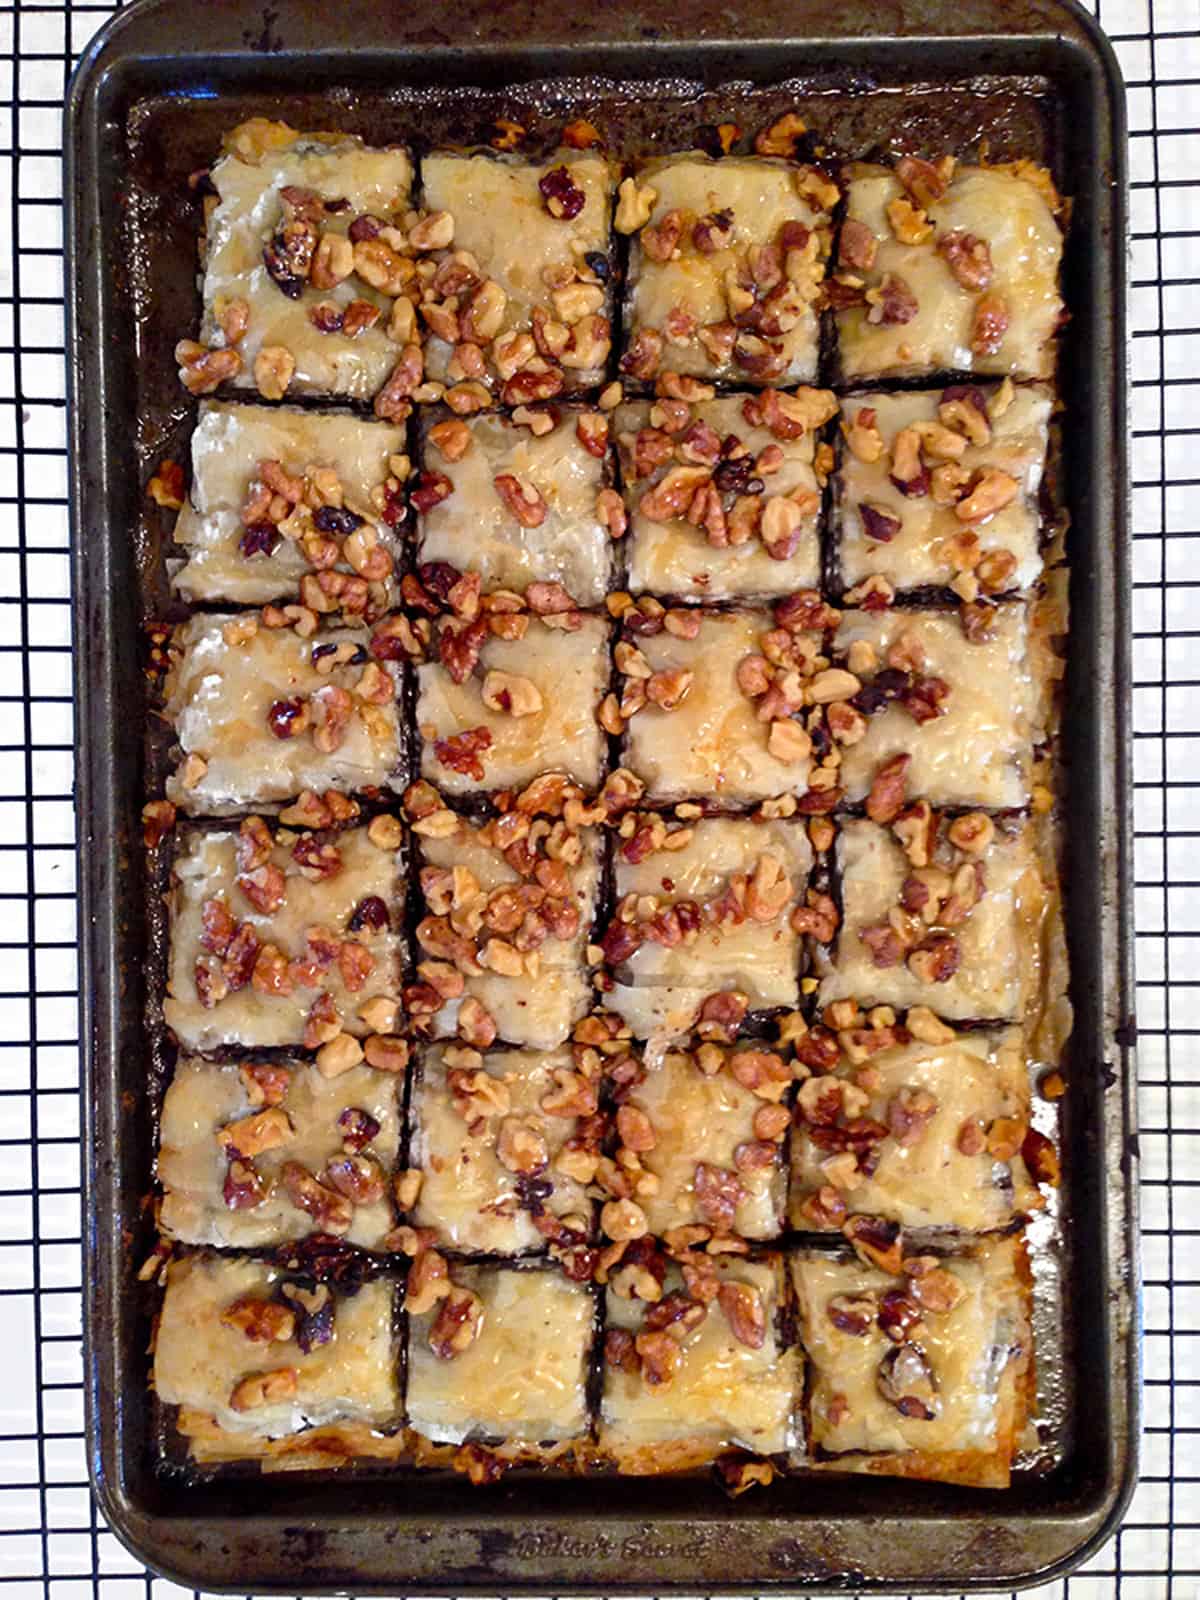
[0,0,1192,1594]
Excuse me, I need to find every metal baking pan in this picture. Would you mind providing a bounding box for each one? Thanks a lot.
[66,0,1137,1590]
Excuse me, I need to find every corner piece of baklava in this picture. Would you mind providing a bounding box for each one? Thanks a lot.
[791,1233,1033,1488]
[832,157,1064,382]
[154,1252,400,1463]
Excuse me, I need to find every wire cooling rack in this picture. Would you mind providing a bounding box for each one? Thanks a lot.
[0,0,1194,1595]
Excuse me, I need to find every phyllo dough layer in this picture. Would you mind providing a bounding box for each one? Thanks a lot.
[165,613,403,814]
[410,1044,596,1255]
[789,1018,1037,1231]
[154,1254,399,1441]
[604,814,812,1038]
[601,1253,797,1471]
[821,816,1047,1022]
[833,159,1063,382]
[419,151,615,395]
[417,406,613,605]
[173,401,407,609]
[621,155,836,386]
[792,1235,1032,1487]
[405,1263,595,1445]
[836,383,1050,596]
[159,1056,401,1250]
[832,604,1041,810]
[616,389,830,600]
[417,615,609,795]
[164,818,402,1051]
[197,124,417,401]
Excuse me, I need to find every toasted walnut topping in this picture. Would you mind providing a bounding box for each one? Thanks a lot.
[496,1115,550,1177]
[218,1107,293,1160]
[315,1032,365,1079]
[985,1115,1025,1162]
[905,1006,957,1046]
[176,340,243,394]
[253,345,295,401]
[364,1034,410,1073]
[602,1198,649,1241]
[407,1247,452,1315]
[937,229,993,291]
[229,1366,298,1412]
[717,1280,766,1348]
[885,196,933,245]
[1022,1126,1061,1186]
[221,1296,296,1343]
[956,469,1018,524]
[429,1285,485,1360]
[616,178,658,234]
[907,1264,967,1313]
[478,669,543,719]
[971,291,1010,356]
[843,1213,904,1275]
[866,753,911,824]
[826,1292,876,1336]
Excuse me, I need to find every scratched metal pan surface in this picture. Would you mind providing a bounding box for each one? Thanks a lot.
[65,0,1136,1590]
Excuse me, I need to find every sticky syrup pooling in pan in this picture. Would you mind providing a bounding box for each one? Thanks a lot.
[146,112,1068,1490]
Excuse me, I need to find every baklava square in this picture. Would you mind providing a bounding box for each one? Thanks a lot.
[821,816,1045,1022]
[417,406,614,606]
[616,389,830,601]
[416,614,609,795]
[620,606,830,804]
[195,122,417,403]
[409,1044,597,1255]
[612,1042,789,1239]
[164,816,403,1052]
[791,1235,1032,1487]
[789,1019,1038,1232]
[833,604,1041,810]
[411,794,600,1049]
[600,1254,797,1471]
[605,814,812,1038]
[620,155,836,387]
[833,159,1064,383]
[419,150,615,396]
[159,1056,401,1250]
[164,613,403,815]
[405,1263,595,1445]
[154,1254,399,1448]
[835,383,1051,597]
[172,401,407,610]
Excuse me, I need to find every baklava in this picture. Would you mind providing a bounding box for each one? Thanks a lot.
[615,389,831,601]
[190,122,419,405]
[419,150,615,397]
[405,1262,595,1447]
[164,613,403,814]
[834,382,1051,597]
[789,1017,1039,1232]
[416,405,615,606]
[416,614,609,795]
[620,154,836,387]
[159,1056,402,1249]
[792,1235,1033,1487]
[172,401,407,610]
[164,816,404,1051]
[602,813,812,1038]
[833,158,1063,383]
[406,782,600,1049]
[148,111,1070,1494]
[600,1253,797,1472]
[154,1253,400,1459]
